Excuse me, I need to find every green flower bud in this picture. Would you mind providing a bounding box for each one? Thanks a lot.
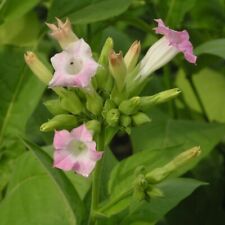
[24,51,52,84]
[132,112,151,126]
[146,146,201,184]
[106,108,120,127]
[102,99,116,118]
[96,37,114,91]
[120,115,132,127]
[60,90,83,115]
[109,51,127,91]
[86,120,101,134]
[40,114,78,132]
[86,92,103,115]
[99,37,114,66]
[44,99,67,115]
[147,186,164,198]
[119,97,141,115]
[124,40,141,72]
[140,88,181,110]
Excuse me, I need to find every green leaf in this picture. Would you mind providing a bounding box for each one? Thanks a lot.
[0,46,45,192]
[0,139,85,225]
[0,46,45,144]
[131,113,225,153]
[120,178,205,224]
[0,0,40,21]
[68,0,133,25]
[166,0,196,28]
[195,39,225,60]
[176,69,225,123]
[0,12,41,47]
[48,0,92,19]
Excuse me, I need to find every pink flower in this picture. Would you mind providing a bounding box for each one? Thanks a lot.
[49,39,99,88]
[53,124,103,177]
[138,19,197,79]
[154,19,197,64]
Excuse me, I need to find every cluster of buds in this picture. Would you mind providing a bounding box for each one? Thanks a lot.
[25,18,197,177]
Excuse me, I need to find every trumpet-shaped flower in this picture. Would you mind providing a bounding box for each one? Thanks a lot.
[49,39,99,88]
[138,19,197,78]
[53,124,103,177]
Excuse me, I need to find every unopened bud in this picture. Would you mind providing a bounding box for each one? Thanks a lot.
[40,114,78,132]
[140,88,181,109]
[102,99,116,118]
[120,115,132,127]
[86,120,101,134]
[24,51,52,84]
[132,112,151,126]
[109,51,127,91]
[86,92,103,115]
[60,90,83,115]
[106,108,120,127]
[46,18,78,49]
[147,187,164,198]
[146,146,201,183]
[44,99,67,115]
[124,40,141,71]
[119,97,141,115]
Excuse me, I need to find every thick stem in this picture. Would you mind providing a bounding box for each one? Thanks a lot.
[88,133,105,225]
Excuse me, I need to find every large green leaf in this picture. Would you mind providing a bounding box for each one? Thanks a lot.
[120,178,205,224]
[0,46,45,144]
[166,0,196,28]
[0,12,41,47]
[195,39,225,60]
[131,113,225,153]
[0,46,45,192]
[176,69,225,123]
[68,0,133,25]
[0,140,85,225]
[0,0,40,21]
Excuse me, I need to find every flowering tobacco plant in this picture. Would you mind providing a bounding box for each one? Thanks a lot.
[25,18,201,224]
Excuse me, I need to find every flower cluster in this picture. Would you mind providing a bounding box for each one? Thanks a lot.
[25,18,197,177]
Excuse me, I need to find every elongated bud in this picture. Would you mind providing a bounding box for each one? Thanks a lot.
[44,99,67,115]
[119,97,141,115]
[109,51,127,91]
[106,108,120,127]
[86,120,101,134]
[140,88,181,109]
[46,18,78,49]
[120,115,132,127]
[24,51,52,84]
[132,112,151,126]
[85,91,103,115]
[96,37,114,91]
[40,114,78,132]
[60,90,83,115]
[146,146,201,183]
[124,40,141,71]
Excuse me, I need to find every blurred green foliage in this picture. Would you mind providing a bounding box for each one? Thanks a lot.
[0,0,225,224]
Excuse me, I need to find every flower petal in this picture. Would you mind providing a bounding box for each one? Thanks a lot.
[53,130,71,150]
[71,124,93,142]
[154,19,197,64]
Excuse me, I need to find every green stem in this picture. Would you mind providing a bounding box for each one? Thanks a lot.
[88,133,105,225]
[186,75,209,121]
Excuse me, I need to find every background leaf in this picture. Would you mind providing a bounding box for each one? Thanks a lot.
[0,139,85,225]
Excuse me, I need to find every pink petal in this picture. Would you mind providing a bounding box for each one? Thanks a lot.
[70,125,93,142]
[86,142,103,160]
[53,150,75,171]
[154,19,197,64]
[67,39,92,57]
[53,130,71,150]
[72,159,96,177]
[72,59,99,87]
